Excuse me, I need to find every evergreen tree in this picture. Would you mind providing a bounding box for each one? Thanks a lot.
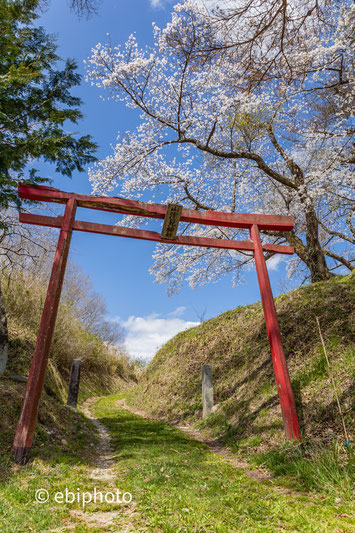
[0,0,98,217]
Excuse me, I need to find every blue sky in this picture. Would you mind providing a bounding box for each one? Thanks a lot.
[34,0,298,361]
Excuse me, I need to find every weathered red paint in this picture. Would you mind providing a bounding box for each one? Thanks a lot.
[250,224,301,441]
[12,198,77,464]
[18,184,295,231]
[14,185,301,464]
[19,213,295,255]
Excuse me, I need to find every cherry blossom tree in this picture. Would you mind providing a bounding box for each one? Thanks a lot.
[86,1,354,292]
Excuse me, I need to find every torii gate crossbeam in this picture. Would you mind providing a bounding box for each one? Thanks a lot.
[12,184,301,464]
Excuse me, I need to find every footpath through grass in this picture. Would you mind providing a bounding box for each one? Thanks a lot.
[0,393,354,532]
[92,394,354,532]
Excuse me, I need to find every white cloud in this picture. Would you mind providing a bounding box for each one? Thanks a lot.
[120,309,199,362]
[266,254,283,271]
[149,0,172,7]
[168,305,187,317]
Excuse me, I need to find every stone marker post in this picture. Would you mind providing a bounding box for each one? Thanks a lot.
[67,359,82,408]
[202,364,214,418]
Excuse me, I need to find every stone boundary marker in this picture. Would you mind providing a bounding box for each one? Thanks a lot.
[202,364,214,418]
[67,359,82,408]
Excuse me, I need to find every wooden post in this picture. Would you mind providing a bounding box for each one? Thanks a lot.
[67,359,82,408]
[0,282,8,375]
[12,198,77,464]
[202,364,214,418]
[250,224,301,441]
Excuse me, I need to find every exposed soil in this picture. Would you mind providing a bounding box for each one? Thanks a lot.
[81,396,116,481]
[60,397,137,532]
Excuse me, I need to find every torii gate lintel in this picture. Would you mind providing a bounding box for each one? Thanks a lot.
[12,184,301,465]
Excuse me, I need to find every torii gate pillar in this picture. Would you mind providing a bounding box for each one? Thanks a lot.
[12,198,77,464]
[250,224,300,440]
[12,184,301,464]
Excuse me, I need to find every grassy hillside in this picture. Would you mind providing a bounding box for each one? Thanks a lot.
[0,268,136,474]
[1,268,136,400]
[128,273,354,489]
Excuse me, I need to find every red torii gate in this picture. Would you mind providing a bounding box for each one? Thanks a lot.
[13,183,301,464]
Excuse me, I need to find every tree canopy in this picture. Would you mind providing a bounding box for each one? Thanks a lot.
[0,0,98,215]
[87,0,354,290]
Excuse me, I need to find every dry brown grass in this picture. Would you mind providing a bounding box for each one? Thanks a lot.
[1,268,137,402]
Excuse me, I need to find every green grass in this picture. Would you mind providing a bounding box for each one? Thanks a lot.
[127,273,354,499]
[0,394,354,532]
[0,405,104,532]
[90,394,355,533]
[0,461,99,532]
[249,441,354,498]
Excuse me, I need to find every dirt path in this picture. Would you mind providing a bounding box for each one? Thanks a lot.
[62,397,136,531]
[81,396,116,481]
[41,394,352,532]
[115,398,298,493]
[83,396,275,485]
[60,394,308,531]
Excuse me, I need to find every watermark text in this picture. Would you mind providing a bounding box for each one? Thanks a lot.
[35,487,132,508]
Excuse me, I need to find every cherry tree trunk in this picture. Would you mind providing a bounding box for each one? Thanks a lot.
[305,208,333,282]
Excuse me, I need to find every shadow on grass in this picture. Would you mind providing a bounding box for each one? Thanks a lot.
[93,405,220,488]
[145,278,354,448]
[0,400,100,483]
[99,410,208,456]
